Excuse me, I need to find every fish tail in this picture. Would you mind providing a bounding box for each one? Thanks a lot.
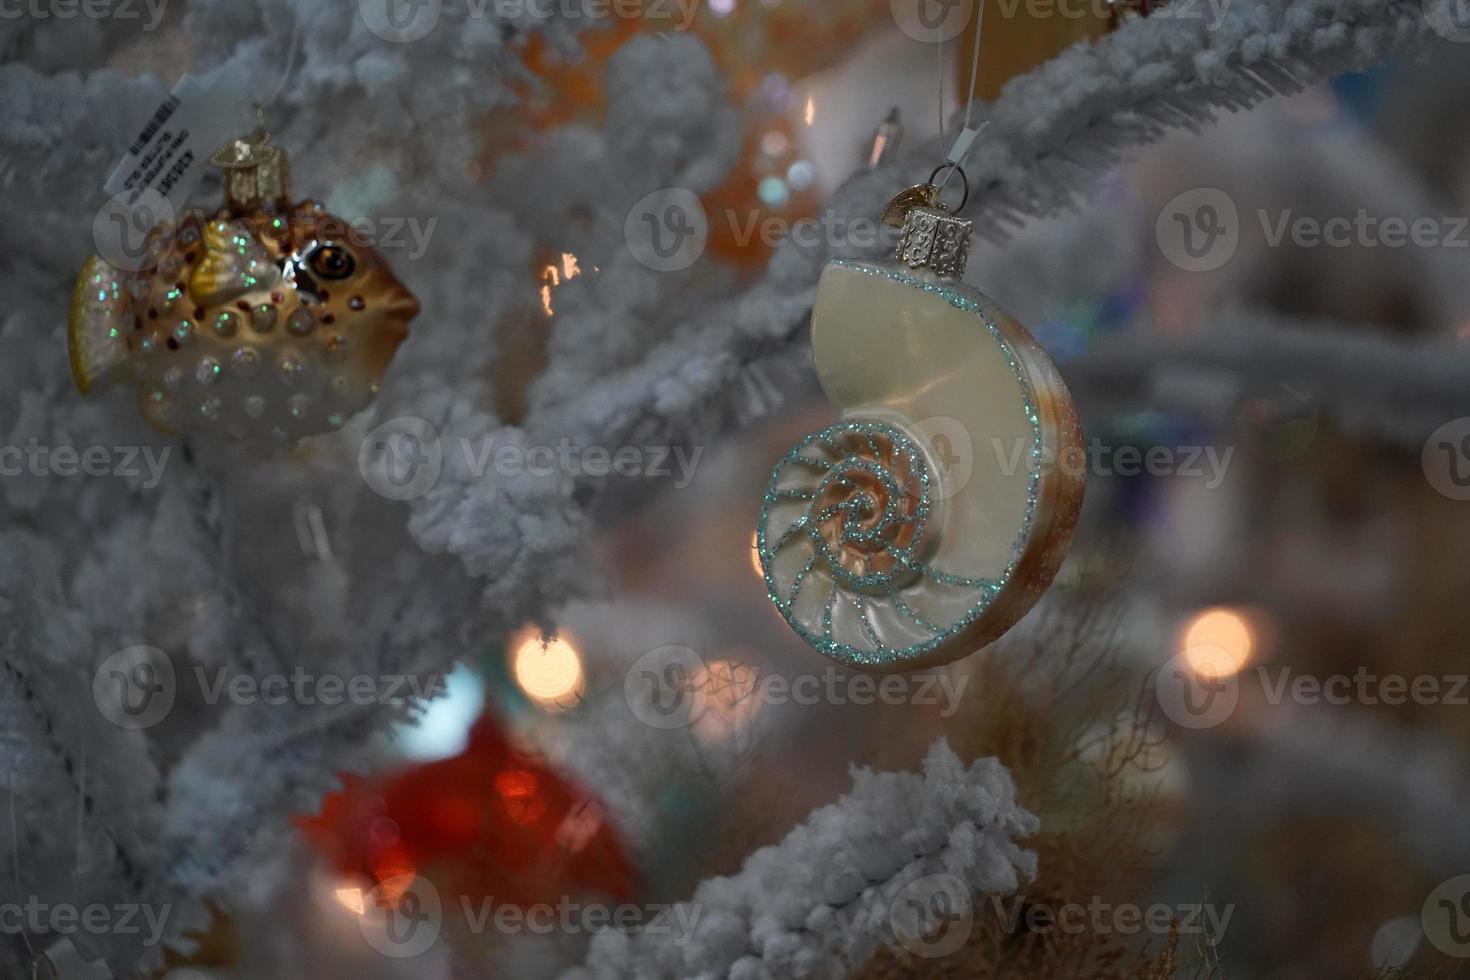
[68,256,135,393]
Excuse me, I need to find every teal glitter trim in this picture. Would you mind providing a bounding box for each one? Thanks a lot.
[755,260,1043,669]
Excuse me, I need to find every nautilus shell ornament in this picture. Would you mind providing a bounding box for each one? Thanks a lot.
[757,167,1085,672]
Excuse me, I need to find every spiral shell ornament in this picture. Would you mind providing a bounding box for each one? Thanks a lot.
[758,175,1084,671]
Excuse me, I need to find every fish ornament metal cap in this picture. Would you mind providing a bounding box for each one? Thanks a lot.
[210,123,292,213]
[755,162,1085,673]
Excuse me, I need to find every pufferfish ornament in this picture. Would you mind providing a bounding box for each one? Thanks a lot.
[756,164,1085,672]
[68,126,420,442]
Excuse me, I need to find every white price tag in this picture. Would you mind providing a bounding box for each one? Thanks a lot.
[94,69,251,269]
[103,68,251,211]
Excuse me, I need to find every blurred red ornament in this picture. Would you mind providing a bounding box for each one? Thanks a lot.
[296,711,636,908]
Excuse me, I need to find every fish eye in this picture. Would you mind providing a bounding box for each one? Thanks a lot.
[308,244,356,281]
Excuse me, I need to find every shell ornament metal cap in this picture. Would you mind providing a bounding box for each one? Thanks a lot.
[756,166,1084,672]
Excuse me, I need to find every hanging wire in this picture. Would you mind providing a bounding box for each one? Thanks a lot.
[937,0,990,198]
[936,19,946,149]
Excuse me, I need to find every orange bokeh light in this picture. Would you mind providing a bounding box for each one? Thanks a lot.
[512,632,585,709]
[1180,607,1255,679]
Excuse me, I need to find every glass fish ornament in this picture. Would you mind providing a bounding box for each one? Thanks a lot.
[756,167,1085,672]
[68,126,419,442]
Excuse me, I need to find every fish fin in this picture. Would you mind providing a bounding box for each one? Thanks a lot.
[68,257,134,394]
[190,218,280,307]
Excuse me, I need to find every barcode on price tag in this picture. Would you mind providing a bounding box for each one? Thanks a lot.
[103,69,250,210]
[127,94,181,157]
[94,69,250,271]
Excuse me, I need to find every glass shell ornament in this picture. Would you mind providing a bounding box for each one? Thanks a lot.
[68,126,420,442]
[756,169,1085,672]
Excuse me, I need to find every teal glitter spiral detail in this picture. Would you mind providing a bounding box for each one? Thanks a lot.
[758,420,1002,669]
[756,260,1043,670]
[766,421,936,596]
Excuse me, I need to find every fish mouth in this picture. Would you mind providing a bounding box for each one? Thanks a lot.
[384,288,422,320]
[360,295,416,377]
